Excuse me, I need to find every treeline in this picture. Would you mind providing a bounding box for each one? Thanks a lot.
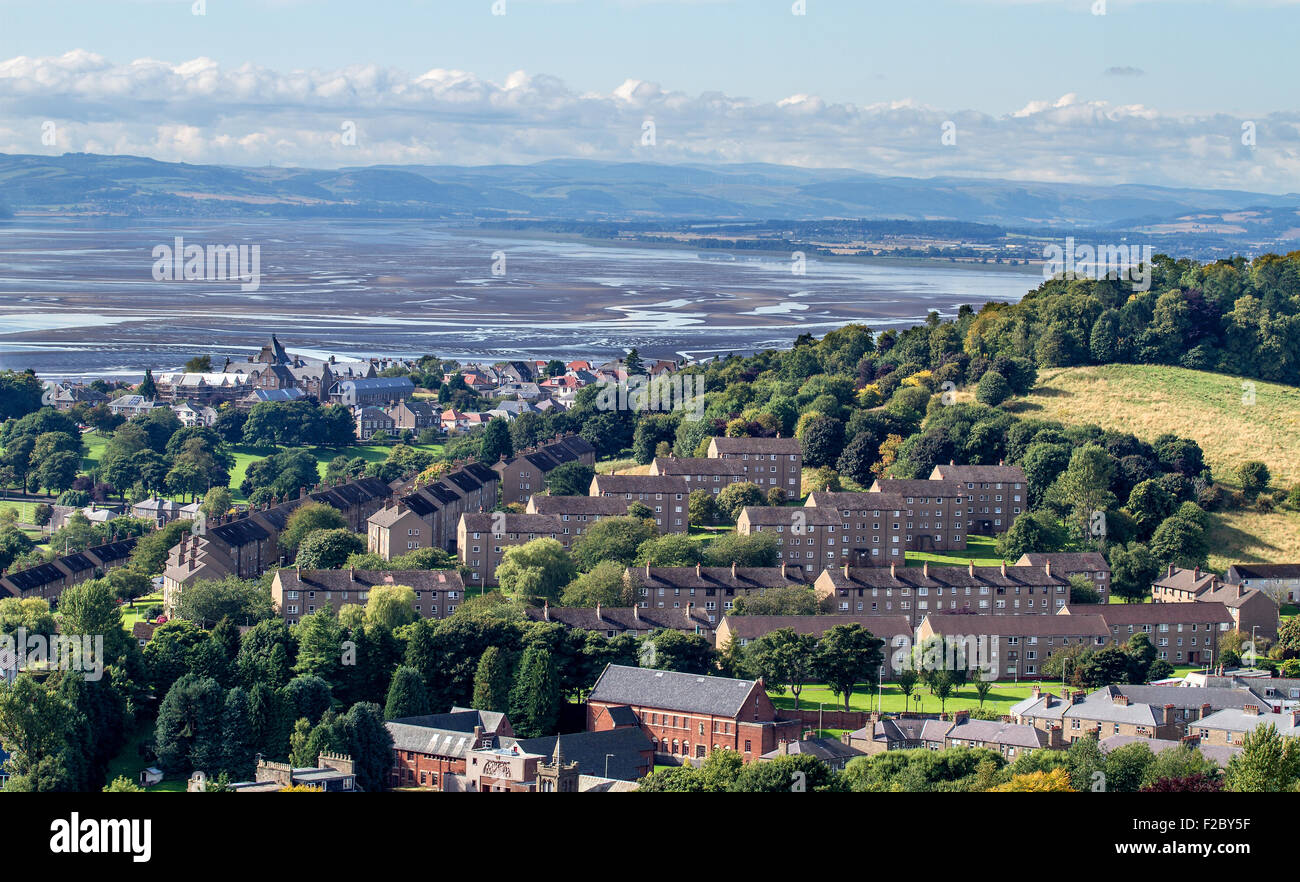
[640,725,1297,793]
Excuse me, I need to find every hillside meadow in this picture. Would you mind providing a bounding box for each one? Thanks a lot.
[1004,364,1300,488]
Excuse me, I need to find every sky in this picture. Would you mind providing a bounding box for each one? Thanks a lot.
[0,0,1297,192]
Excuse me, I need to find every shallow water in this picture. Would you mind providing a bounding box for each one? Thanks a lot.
[0,218,1038,378]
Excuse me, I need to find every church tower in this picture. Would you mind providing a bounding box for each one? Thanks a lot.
[536,737,579,793]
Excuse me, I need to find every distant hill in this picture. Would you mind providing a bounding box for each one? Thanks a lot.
[1,152,1297,232]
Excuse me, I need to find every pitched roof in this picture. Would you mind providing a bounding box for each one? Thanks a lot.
[930,463,1028,484]
[868,479,964,498]
[1098,734,1241,767]
[588,664,762,718]
[1015,552,1110,573]
[590,474,689,495]
[708,436,801,455]
[1226,563,1300,581]
[525,605,714,633]
[945,718,1049,749]
[805,491,908,512]
[507,729,654,782]
[759,738,865,763]
[818,562,1069,592]
[635,565,812,590]
[1066,602,1234,628]
[525,495,639,517]
[459,512,565,535]
[274,568,464,593]
[923,612,1109,638]
[718,614,913,642]
[651,457,746,477]
[737,505,839,527]
[1192,706,1300,737]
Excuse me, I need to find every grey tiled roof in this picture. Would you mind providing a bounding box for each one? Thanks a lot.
[588,664,760,718]
[506,728,653,781]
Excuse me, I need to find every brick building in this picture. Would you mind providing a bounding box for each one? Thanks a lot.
[271,568,465,625]
[706,435,803,497]
[492,435,597,507]
[586,664,802,763]
[1015,552,1111,603]
[917,612,1110,680]
[1058,600,1234,666]
[366,460,500,558]
[928,462,1027,536]
[457,512,569,587]
[735,505,840,575]
[803,490,908,566]
[526,601,717,641]
[867,478,966,552]
[1151,565,1279,642]
[526,492,686,535]
[631,563,814,621]
[815,560,1072,627]
[647,456,746,495]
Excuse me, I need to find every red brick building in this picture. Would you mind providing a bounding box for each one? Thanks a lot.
[586,664,801,763]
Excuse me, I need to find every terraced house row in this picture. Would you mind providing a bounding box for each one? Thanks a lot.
[365,459,500,559]
[0,538,138,604]
[162,474,396,614]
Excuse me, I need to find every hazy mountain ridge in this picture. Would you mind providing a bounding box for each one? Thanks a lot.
[0,152,1297,234]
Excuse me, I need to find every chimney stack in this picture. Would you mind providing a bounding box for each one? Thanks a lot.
[968,560,975,576]
[1045,560,1052,579]
[731,561,737,579]
[595,602,602,622]
[695,562,702,578]
[889,562,897,579]
[922,562,929,578]
[1001,562,1007,577]
[543,599,550,622]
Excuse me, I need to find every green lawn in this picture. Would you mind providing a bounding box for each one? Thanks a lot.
[769,680,1042,716]
[104,721,185,792]
[0,500,41,525]
[120,593,165,632]
[905,535,1003,567]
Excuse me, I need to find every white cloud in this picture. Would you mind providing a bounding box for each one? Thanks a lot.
[1,50,1297,193]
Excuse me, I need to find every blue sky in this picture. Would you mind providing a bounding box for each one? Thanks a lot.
[1,0,1297,190]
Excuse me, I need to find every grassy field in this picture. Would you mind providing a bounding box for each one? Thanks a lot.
[769,666,1208,718]
[770,681,1040,716]
[121,593,165,632]
[1005,364,1300,487]
[905,535,1003,567]
[1205,507,1300,572]
[0,500,40,524]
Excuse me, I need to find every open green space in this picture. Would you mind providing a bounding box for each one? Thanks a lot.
[105,721,185,792]
[1006,364,1300,487]
[905,534,1003,567]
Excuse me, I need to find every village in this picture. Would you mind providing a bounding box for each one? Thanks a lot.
[1,329,1298,795]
